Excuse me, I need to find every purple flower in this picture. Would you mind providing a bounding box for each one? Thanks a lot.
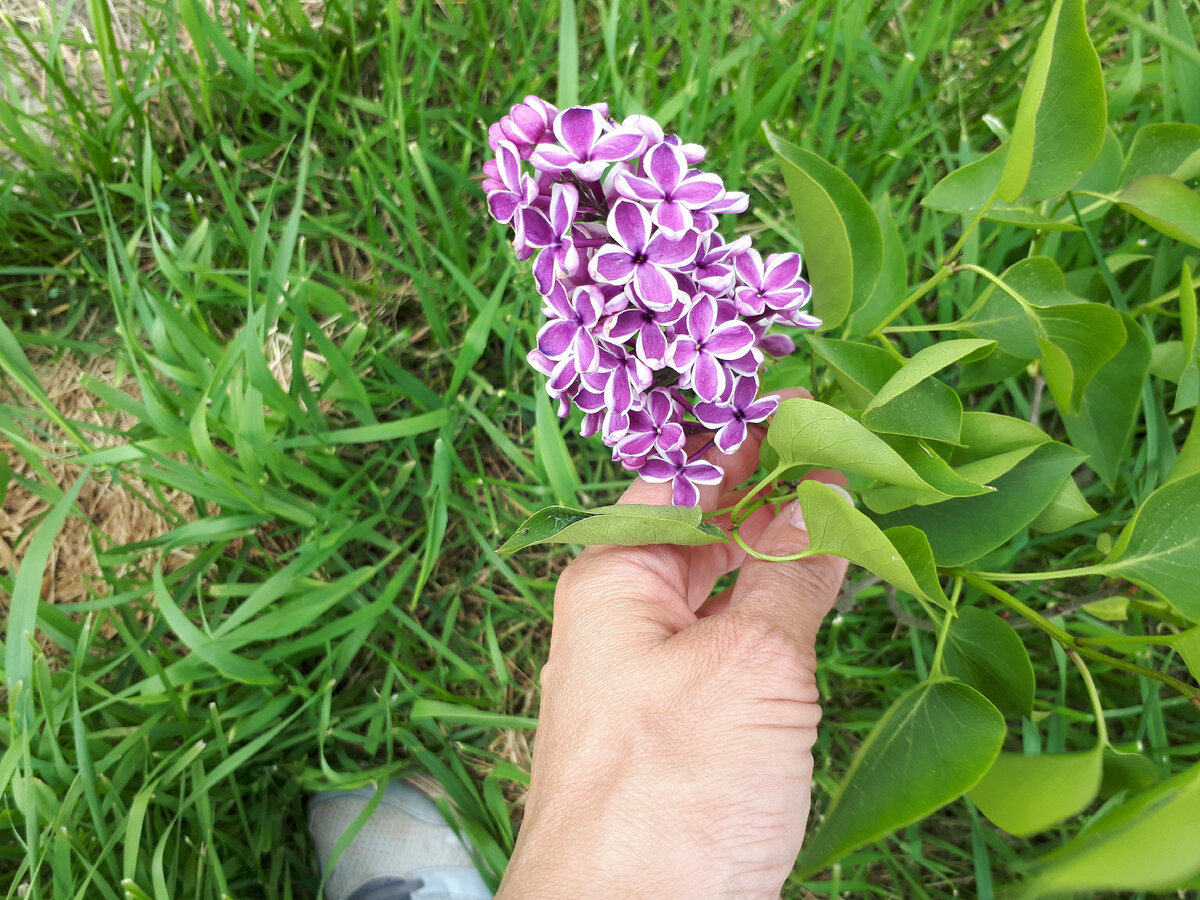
[668,294,757,401]
[580,347,652,433]
[486,140,539,227]
[693,377,779,454]
[692,233,752,295]
[616,389,686,462]
[589,200,698,308]
[601,293,687,370]
[530,107,647,181]
[522,182,581,294]
[615,143,726,238]
[536,283,606,373]
[734,249,812,316]
[493,95,559,156]
[486,96,819,505]
[758,332,797,357]
[638,447,724,507]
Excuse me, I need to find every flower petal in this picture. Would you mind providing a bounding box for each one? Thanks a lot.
[590,245,637,285]
[652,200,691,238]
[554,106,602,156]
[487,190,520,224]
[590,130,647,164]
[632,263,677,309]
[705,321,756,359]
[615,171,665,204]
[672,477,700,507]
[608,199,650,253]
[646,142,686,194]
[646,229,698,268]
[715,420,747,454]
[537,319,576,357]
[529,144,579,172]
[691,352,725,401]
[672,173,725,207]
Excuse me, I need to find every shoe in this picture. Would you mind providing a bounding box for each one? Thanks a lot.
[309,779,494,900]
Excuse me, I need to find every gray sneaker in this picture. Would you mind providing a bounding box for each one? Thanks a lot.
[308,780,494,900]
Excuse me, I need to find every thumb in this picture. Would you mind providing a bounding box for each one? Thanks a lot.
[720,497,849,652]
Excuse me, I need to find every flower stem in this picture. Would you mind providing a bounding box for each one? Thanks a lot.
[1067,649,1110,747]
[867,264,954,339]
[956,570,1200,708]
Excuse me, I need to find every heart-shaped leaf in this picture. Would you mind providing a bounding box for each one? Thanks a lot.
[969,744,1104,837]
[1028,476,1097,533]
[1024,761,1200,897]
[1034,301,1127,415]
[1099,748,1160,797]
[860,339,995,444]
[807,336,900,408]
[497,504,726,555]
[1109,175,1200,248]
[765,129,883,330]
[941,606,1036,718]
[794,679,1005,878]
[1173,627,1200,681]
[847,194,909,337]
[1120,123,1200,185]
[764,399,988,499]
[871,441,1085,566]
[998,0,1106,201]
[795,480,950,612]
[1061,312,1150,487]
[1090,473,1200,620]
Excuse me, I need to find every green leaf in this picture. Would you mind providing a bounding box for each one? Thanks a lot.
[1033,301,1127,415]
[497,504,727,556]
[871,442,1085,566]
[974,257,1125,415]
[1099,748,1161,797]
[794,680,1005,878]
[1061,312,1150,488]
[807,336,900,408]
[969,744,1104,837]
[795,481,950,612]
[1173,260,1199,413]
[998,0,1106,201]
[1168,411,1200,484]
[962,289,1040,359]
[848,194,909,337]
[5,470,88,726]
[1029,476,1097,533]
[924,145,1005,215]
[861,339,994,444]
[923,143,1085,230]
[1025,761,1200,897]
[864,412,1052,514]
[765,129,883,330]
[764,399,987,499]
[941,606,1036,718]
[1174,627,1200,681]
[1110,175,1200,248]
[1091,474,1200,620]
[1119,123,1200,185]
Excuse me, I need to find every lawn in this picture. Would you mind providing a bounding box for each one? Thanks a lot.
[1,0,1198,897]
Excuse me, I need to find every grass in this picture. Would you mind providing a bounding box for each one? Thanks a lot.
[0,0,1197,897]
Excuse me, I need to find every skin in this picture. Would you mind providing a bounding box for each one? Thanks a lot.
[497,389,849,899]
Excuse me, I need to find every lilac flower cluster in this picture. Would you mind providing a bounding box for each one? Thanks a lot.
[484,96,819,506]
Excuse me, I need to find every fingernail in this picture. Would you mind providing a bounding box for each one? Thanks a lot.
[827,484,856,508]
[786,499,807,530]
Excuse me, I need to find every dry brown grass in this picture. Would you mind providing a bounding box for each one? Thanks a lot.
[0,353,194,630]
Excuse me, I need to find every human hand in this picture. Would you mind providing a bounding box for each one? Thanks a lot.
[497,394,849,899]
